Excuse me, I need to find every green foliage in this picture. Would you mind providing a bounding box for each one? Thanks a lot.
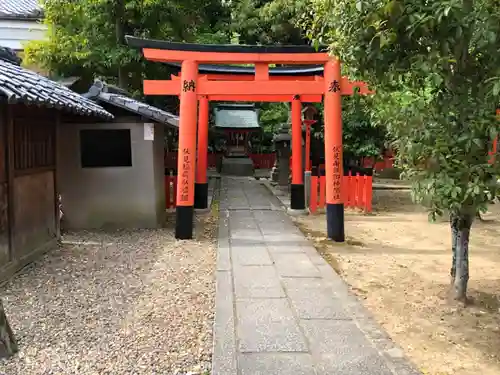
[304,0,500,218]
[25,0,230,93]
[337,95,386,164]
[258,103,289,133]
[229,0,308,44]
[343,96,386,164]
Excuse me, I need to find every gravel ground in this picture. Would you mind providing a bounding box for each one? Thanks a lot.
[0,215,217,375]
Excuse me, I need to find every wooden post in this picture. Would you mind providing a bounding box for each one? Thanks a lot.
[324,59,345,242]
[175,60,198,240]
[194,95,209,210]
[290,96,305,210]
[0,299,18,359]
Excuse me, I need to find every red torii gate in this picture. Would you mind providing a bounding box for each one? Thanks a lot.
[126,36,373,241]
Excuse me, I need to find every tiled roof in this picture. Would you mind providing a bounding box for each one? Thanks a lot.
[0,0,43,19]
[83,80,179,127]
[0,58,114,119]
[214,104,260,129]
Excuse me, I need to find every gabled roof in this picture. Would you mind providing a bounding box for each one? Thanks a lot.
[0,57,113,119]
[83,80,179,127]
[0,0,43,20]
[214,104,260,130]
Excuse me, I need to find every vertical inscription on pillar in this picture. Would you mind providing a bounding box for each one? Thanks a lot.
[332,145,342,202]
[180,148,191,203]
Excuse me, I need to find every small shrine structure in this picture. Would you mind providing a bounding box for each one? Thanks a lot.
[214,103,260,176]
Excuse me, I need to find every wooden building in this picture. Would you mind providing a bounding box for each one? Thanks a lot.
[0,53,112,283]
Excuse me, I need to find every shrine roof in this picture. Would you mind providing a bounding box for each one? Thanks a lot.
[214,104,260,130]
[126,36,325,54]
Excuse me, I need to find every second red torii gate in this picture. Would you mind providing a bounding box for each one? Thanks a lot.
[127,35,374,241]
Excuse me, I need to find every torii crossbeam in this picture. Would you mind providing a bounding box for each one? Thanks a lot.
[126,35,374,241]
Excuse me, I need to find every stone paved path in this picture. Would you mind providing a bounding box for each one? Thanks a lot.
[212,177,421,375]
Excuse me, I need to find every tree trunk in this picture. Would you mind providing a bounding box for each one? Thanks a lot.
[0,299,17,359]
[450,212,473,302]
[449,213,458,283]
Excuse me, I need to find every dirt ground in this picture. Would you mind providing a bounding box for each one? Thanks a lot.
[294,188,500,375]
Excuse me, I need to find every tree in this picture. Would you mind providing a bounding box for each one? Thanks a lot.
[343,95,387,167]
[229,0,308,45]
[304,0,500,302]
[24,0,230,93]
[315,95,386,166]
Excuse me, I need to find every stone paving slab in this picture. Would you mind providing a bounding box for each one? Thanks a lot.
[233,265,285,299]
[212,177,422,375]
[237,299,309,352]
[232,245,273,266]
[286,287,351,320]
[272,252,322,278]
[239,353,316,375]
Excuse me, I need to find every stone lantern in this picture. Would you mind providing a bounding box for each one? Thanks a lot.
[270,123,292,187]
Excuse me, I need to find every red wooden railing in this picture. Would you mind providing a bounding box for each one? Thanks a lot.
[165,175,177,209]
[165,152,178,169]
[207,153,219,168]
[167,152,276,170]
[165,151,221,169]
[310,173,373,213]
[249,153,275,169]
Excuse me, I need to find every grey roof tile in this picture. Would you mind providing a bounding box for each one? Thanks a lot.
[84,80,179,127]
[99,92,179,127]
[0,0,43,19]
[0,59,113,119]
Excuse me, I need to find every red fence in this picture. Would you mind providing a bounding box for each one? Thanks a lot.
[208,153,219,168]
[165,175,177,209]
[310,173,373,214]
[361,155,394,171]
[249,154,276,169]
[165,152,275,170]
[165,152,221,169]
[165,152,178,169]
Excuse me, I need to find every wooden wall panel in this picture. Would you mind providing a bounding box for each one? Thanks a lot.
[0,105,9,267]
[12,171,55,257]
[0,182,8,267]
[0,106,5,184]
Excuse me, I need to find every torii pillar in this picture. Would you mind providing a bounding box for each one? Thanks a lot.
[323,59,345,242]
[175,60,198,239]
[290,96,305,210]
